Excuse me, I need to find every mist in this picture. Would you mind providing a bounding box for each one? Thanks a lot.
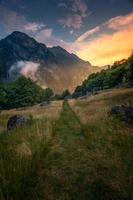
[8,61,40,80]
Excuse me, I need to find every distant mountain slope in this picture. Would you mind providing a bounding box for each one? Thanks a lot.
[73,54,133,97]
[0,31,99,92]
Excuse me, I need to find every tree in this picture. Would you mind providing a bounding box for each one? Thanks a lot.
[61,89,71,99]
[52,94,62,100]
[43,88,54,101]
[128,54,133,84]
[0,84,7,108]
[0,76,47,109]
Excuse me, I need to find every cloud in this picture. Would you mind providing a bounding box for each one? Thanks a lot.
[58,0,89,29]
[35,28,53,40]
[68,12,133,66]
[35,28,54,45]
[58,14,82,29]
[20,62,40,80]
[35,11,133,67]
[75,26,133,66]
[0,6,25,32]
[73,0,88,17]
[0,5,46,34]
[76,12,133,42]
[70,30,74,34]
[35,28,69,48]
[23,22,46,33]
[76,26,100,42]
[1,1,132,68]
[9,61,40,80]
[77,25,133,66]
[0,1,70,49]
[105,11,133,30]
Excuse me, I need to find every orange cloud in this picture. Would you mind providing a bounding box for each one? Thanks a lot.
[73,12,133,66]
[106,12,133,30]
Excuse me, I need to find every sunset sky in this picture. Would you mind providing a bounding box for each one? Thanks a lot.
[0,0,133,66]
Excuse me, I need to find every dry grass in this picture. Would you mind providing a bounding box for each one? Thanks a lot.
[0,88,133,200]
[71,87,133,124]
[0,100,63,133]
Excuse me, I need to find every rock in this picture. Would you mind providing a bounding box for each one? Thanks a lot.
[40,101,50,107]
[86,91,92,96]
[111,105,124,114]
[111,105,133,122]
[124,106,133,120]
[7,115,28,131]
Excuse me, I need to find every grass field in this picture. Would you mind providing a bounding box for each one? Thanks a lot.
[0,88,133,200]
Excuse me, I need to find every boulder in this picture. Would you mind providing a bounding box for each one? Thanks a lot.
[40,101,50,107]
[111,105,124,114]
[7,115,28,131]
[111,105,133,122]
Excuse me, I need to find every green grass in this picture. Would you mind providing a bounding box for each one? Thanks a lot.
[0,89,133,200]
[51,101,133,200]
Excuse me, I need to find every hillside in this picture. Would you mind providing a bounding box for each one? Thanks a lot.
[73,54,133,97]
[0,31,99,93]
[0,87,133,200]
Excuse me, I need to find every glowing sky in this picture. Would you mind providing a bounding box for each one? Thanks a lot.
[0,0,133,66]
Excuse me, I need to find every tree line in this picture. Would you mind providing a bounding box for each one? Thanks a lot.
[0,77,53,109]
[73,53,133,98]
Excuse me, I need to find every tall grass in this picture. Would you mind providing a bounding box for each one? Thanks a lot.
[0,118,53,200]
[0,89,133,200]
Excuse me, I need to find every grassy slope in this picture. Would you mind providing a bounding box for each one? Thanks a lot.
[0,88,133,200]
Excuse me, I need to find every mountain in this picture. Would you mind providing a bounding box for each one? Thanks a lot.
[0,31,99,93]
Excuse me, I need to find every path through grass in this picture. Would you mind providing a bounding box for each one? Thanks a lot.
[0,99,132,200]
[32,101,132,200]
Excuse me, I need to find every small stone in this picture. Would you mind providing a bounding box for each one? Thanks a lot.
[39,101,50,107]
[7,115,28,131]
[111,105,133,122]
